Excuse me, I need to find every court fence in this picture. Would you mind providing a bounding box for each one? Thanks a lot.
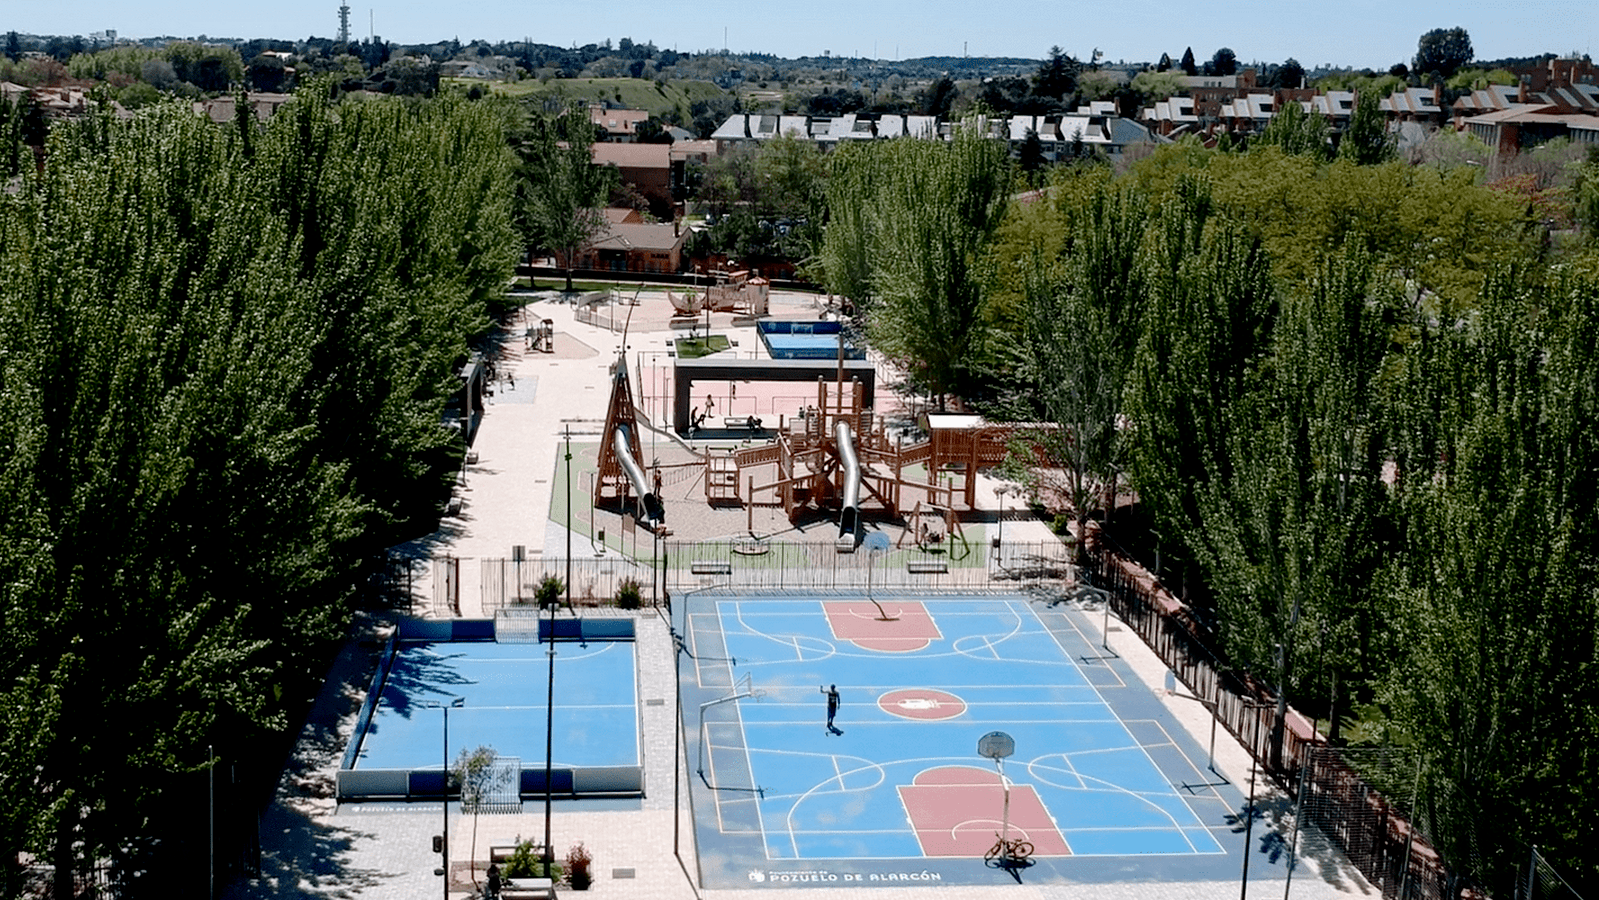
[468,540,1079,613]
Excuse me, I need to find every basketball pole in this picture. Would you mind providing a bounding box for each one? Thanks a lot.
[997,755,1012,854]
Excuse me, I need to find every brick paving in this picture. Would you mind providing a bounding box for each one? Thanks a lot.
[226,290,1378,900]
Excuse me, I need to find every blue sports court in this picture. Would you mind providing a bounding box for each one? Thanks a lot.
[678,592,1274,888]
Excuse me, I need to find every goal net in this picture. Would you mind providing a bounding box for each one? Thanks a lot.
[463,755,522,815]
[495,608,544,643]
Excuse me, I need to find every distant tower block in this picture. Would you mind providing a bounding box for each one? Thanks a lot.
[337,4,352,44]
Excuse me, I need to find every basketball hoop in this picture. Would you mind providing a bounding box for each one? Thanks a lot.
[977,731,1015,760]
[864,532,897,621]
[977,731,1021,866]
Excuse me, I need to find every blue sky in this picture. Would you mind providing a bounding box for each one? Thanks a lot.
[5,0,1595,70]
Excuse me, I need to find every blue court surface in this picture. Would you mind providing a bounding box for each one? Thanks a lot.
[678,592,1278,888]
[348,637,639,791]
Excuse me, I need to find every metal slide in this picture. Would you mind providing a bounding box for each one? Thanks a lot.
[835,420,861,551]
[614,423,665,525]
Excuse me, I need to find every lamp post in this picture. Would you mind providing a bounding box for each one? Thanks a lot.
[1240,699,1266,900]
[552,427,570,872]
[993,484,1014,569]
[423,697,464,900]
[572,425,578,610]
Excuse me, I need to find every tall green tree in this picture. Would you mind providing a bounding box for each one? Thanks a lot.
[918,75,958,117]
[1124,178,1278,608]
[1033,46,1079,100]
[820,142,886,313]
[1209,47,1238,77]
[1337,90,1396,166]
[1414,27,1474,79]
[1195,250,1394,764]
[516,102,618,292]
[1255,101,1330,160]
[0,87,519,894]
[1020,184,1149,555]
[850,122,1010,407]
[1381,267,1599,894]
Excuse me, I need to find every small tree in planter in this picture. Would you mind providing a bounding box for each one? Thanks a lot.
[616,577,642,610]
[535,574,563,610]
[452,745,508,887]
[503,839,559,881]
[565,842,593,890]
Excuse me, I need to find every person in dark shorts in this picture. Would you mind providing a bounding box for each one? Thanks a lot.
[822,684,842,735]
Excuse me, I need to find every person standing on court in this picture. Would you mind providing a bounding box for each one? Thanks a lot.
[821,684,842,735]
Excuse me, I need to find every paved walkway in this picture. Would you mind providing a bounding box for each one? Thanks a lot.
[227,290,1378,900]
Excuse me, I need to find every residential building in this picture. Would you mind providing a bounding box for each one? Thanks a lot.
[1379,86,1447,126]
[707,112,1147,159]
[589,105,652,142]
[571,216,688,274]
[193,92,292,125]
[591,142,673,218]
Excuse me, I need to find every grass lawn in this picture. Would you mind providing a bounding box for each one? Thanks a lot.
[674,335,731,358]
[517,276,634,294]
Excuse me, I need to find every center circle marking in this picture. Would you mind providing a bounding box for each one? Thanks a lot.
[877,688,967,721]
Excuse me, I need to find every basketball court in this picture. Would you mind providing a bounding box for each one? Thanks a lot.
[677,591,1270,887]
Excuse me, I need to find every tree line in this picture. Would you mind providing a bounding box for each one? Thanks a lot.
[0,87,521,896]
[821,128,1599,895]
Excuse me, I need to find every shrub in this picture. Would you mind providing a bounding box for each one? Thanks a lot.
[616,577,642,610]
[566,842,593,890]
[502,840,560,880]
[535,574,563,610]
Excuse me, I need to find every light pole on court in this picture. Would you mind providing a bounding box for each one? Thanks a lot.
[1240,699,1267,900]
[422,696,464,900]
[993,483,1014,570]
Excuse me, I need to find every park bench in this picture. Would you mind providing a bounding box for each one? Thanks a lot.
[906,560,949,574]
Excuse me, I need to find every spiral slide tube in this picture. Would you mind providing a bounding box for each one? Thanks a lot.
[614,423,664,524]
[834,419,861,551]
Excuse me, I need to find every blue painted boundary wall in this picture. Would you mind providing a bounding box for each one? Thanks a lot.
[335,616,643,802]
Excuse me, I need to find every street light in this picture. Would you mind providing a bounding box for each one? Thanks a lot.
[548,424,563,875]
[421,696,464,900]
[548,426,566,876]
[993,484,1015,567]
[1240,699,1268,900]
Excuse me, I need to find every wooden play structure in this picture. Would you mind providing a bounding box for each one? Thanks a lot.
[594,359,665,528]
[667,269,770,318]
[916,414,1045,508]
[691,381,1051,550]
[687,378,919,544]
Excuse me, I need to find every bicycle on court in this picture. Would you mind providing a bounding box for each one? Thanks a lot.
[983,833,1034,865]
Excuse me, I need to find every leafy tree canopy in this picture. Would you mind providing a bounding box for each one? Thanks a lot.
[1415,26,1474,78]
[1033,46,1079,100]
[1209,47,1238,77]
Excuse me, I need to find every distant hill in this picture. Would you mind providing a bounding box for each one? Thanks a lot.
[464,76,728,119]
